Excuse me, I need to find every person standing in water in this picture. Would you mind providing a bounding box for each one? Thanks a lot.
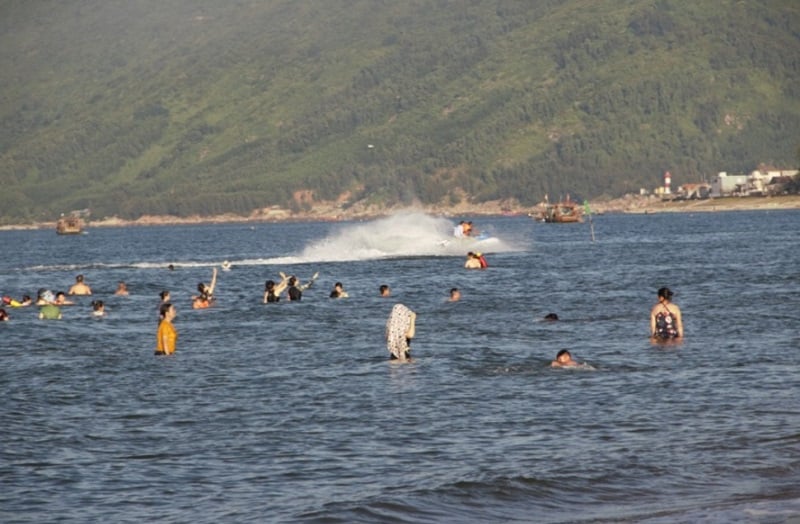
[263,273,290,303]
[329,282,349,298]
[385,303,416,362]
[287,272,319,301]
[650,287,683,341]
[114,281,129,296]
[156,303,178,355]
[68,274,92,295]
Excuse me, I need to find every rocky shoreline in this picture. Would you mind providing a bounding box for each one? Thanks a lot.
[2,194,799,231]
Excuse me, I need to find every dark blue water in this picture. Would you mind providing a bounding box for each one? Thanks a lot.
[1,211,799,523]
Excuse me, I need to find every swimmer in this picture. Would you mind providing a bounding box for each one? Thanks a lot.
[385,303,416,362]
[379,284,391,297]
[544,313,559,321]
[0,308,8,321]
[55,292,75,305]
[287,272,319,301]
[168,264,175,271]
[37,290,62,320]
[156,303,178,355]
[464,252,482,269]
[3,295,32,307]
[650,287,683,341]
[449,287,461,302]
[263,273,290,303]
[193,268,218,309]
[68,274,92,295]
[551,349,580,368]
[114,281,129,296]
[221,260,232,271]
[329,282,349,298]
[91,300,106,317]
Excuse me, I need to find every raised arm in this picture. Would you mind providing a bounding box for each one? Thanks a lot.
[299,271,319,291]
[207,267,218,295]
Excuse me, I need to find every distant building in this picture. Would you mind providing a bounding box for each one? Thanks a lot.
[710,172,748,197]
[676,183,711,200]
[710,169,798,197]
[746,168,799,196]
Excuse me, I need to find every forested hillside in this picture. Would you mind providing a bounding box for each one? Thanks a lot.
[1,0,798,223]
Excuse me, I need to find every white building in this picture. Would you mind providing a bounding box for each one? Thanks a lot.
[710,172,748,197]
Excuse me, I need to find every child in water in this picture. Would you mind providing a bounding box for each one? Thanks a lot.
[551,349,593,369]
[91,300,106,317]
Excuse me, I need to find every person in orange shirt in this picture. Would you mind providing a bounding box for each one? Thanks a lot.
[156,303,178,355]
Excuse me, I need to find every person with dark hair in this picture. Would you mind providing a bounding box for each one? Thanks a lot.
[91,300,106,317]
[650,287,683,340]
[156,303,178,355]
[329,282,348,298]
[544,313,559,321]
[464,251,482,269]
[551,349,579,368]
[0,308,9,321]
[192,267,218,309]
[55,291,75,305]
[287,272,318,301]
[379,284,391,297]
[68,274,92,295]
[448,288,461,302]
[263,273,290,303]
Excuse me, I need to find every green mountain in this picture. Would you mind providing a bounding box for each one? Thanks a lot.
[1,0,798,223]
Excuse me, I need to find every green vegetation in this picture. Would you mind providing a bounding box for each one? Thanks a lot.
[1,0,798,223]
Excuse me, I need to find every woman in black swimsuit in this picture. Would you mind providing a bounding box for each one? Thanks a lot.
[650,287,683,340]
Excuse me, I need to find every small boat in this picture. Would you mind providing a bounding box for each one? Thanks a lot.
[535,198,583,223]
[56,215,84,235]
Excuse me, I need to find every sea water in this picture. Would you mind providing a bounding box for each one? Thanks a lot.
[1,210,798,523]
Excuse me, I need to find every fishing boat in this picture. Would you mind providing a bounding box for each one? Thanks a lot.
[56,215,84,235]
[534,198,583,223]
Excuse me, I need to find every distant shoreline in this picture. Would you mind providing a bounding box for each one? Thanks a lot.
[2,194,799,231]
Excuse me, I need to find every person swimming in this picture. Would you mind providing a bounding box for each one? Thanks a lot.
[114,281,129,296]
[287,272,319,301]
[650,287,683,340]
[551,349,578,368]
[379,284,391,297]
[193,268,218,309]
[91,300,106,317]
[0,308,9,321]
[264,273,290,303]
[449,287,461,302]
[329,282,349,298]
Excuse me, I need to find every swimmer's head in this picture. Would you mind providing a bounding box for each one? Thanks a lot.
[555,349,572,362]
[544,313,559,321]
[657,287,674,300]
[197,283,206,293]
[91,300,104,311]
[379,284,390,296]
[288,276,298,286]
[159,290,170,300]
[265,280,275,290]
[2,296,10,305]
[76,274,84,283]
